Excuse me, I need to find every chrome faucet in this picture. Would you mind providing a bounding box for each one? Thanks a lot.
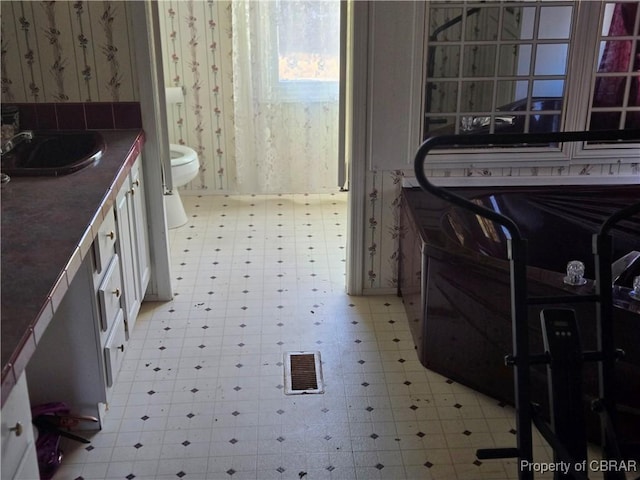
[612,250,640,284]
[0,130,33,156]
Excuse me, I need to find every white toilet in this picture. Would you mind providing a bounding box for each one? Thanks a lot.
[165,144,199,229]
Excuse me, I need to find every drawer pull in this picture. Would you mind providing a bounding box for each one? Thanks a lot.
[106,231,115,240]
[133,179,140,187]
[118,344,125,352]
[9,422,23,436]
[112,288,121,298]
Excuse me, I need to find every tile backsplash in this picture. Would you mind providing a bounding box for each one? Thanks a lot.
[4,102,142,131]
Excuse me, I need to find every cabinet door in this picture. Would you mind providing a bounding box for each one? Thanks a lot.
[115,184,139,334]
[130,158,151,299]
[1,373,41,480]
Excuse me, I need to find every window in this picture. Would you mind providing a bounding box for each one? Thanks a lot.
[589,2,639,131]
[422,1,639,165]
[263,0,340,102]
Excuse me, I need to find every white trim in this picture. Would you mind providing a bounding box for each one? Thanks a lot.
[131,1,173,301]
[367,1,426,172]
[345,0,369,296]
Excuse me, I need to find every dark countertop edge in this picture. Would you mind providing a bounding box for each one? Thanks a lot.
[1,130,145,407]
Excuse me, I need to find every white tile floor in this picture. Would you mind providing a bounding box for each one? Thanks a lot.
[53,193,607,480]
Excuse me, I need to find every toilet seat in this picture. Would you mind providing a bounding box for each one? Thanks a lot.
[169,144,197,167]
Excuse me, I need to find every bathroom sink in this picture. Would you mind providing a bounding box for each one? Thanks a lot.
[1,131,104,176]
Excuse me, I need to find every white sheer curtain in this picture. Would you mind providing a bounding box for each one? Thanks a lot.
[231,1,340,194]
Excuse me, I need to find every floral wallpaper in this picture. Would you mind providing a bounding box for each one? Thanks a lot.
[1,1,637,293]
[1,1,137,103]
[159,0,234,192]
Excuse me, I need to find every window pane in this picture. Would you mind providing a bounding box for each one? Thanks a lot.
[428,82,459,114]
[463,46,496,76]
[535,44,569,75]
[496,80,529,107]
[533,80,565,97]
[464,7,499,41]
[625,111,640,128]
[530,114,562,133]
[428,7,462,41]
[601,2,639,36]
[502,7,536,40]
[531,97,563,111]
[593,77,627,107]
[590,111,621,130]
[429,46,460,78]
[425,116,456,134]
[461,81,494,111]
[598,40,633,72]
[630,75,640,106]
[538,6,573,39]
[498,44,532,76]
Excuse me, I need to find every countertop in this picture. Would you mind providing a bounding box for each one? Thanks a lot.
[1,129,145,405]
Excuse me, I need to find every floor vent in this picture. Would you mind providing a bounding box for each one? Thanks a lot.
[284,351,324,395]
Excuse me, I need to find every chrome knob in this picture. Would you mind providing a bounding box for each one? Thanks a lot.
[112,288,121,298]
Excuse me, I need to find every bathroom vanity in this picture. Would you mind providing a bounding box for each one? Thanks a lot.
[399,185,640,447]
[1,130,149,478]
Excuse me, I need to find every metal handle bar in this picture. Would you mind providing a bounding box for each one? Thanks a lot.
[413,129,640,241]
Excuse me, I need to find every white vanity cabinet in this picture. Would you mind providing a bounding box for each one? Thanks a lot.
[115,155,150,336]
[24,155,151,431]
[1,373,40,480]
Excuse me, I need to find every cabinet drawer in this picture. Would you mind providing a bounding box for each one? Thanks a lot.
[95,209,117,274]
[104,310,126,388]
[97,255,123,333]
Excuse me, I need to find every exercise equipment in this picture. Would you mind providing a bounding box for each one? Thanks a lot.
[413,129,640,480]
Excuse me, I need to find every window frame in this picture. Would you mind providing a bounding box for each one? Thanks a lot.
[421,0,640,168]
